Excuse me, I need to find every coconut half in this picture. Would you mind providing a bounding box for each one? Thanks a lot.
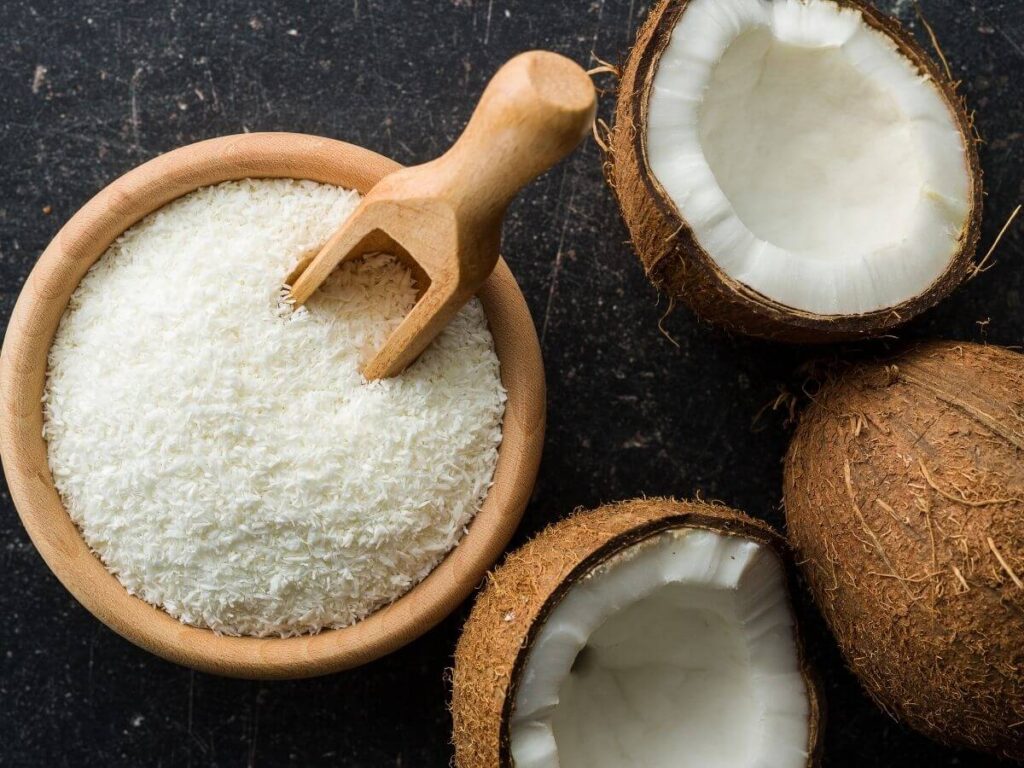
[452,499,822,767]
[610,0,981,341]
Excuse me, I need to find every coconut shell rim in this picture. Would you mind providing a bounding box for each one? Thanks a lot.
[490,505,825,767]
[612,0,984,342]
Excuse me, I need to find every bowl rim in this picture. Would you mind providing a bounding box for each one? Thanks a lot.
[0,132,545,679]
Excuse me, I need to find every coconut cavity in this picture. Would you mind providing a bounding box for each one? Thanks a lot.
[610,0,981,341]
[451,500,821,768]
[510,530,810,768]
[698,28,923,261]
[645,0,972,316]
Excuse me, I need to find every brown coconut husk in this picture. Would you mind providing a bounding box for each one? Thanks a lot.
[607,0,983,342]
[451,497,824,767]
[785,341,1024,761]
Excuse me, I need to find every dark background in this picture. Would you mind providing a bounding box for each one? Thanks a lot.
[1,0,1021,765]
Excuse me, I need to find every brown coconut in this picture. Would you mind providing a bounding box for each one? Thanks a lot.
[785,341,1024,760]
[607,0,982,342]
[451,497,824,767]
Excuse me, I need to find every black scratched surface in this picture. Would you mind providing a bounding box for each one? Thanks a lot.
[1,1,1023,766]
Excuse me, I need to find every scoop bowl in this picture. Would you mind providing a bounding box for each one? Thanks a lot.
[0,132,545,678]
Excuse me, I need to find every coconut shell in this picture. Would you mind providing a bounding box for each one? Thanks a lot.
[785,341,1024,760]
[451,497,823,767]
[607,0,983,342]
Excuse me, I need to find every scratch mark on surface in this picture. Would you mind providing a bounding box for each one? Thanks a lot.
[541,247,564,347]
[483,0,494,45]
[995,25,1024,59]
[61,131,132,153]
[186,675,193,737]
[31,64,47,94]
[976,7,1024,59]
[129,66,144,151]
[186,670,195,759]
[590,0,607,54]
[86,630,96,694]
[541,169,579,347]
[247,687,263,768]
[204,64,221,113]
[361,0,395,156]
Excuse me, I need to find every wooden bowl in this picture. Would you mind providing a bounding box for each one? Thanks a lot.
[0,133,545,679]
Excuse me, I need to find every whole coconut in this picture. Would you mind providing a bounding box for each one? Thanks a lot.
[785,340,1024,761]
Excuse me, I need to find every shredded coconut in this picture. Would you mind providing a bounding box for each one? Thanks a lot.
[43,179,506,637]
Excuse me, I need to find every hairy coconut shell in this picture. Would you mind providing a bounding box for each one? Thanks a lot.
[785,341,1024,760]
[607,0,983,342]
[451,497,823,767]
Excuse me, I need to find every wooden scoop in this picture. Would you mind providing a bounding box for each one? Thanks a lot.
[286,50,596,380]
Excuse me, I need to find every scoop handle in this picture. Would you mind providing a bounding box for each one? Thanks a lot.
[428,51,596,222]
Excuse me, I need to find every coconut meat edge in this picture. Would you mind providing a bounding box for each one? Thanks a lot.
[509,530,811,768]
[646,0,971,316]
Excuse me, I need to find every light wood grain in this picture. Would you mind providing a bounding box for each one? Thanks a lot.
[0,132,545,679]
[288,51,596,379]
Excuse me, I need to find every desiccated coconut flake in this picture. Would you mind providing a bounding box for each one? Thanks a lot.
[43,178,506,638]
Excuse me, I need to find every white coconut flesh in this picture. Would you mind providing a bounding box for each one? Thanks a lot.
[646,0,972,315]
[510,529,811,768]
